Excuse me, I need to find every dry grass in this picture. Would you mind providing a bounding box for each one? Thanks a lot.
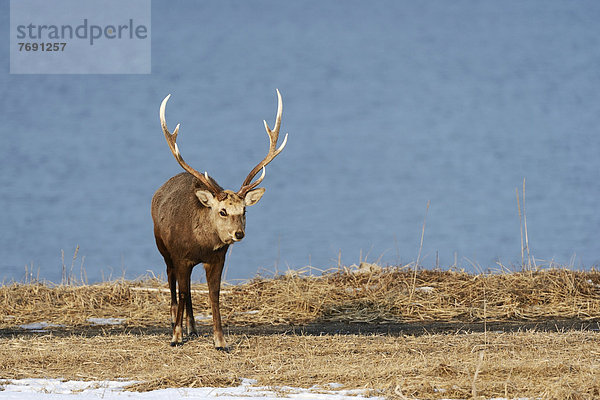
[1,330,600,399]
[3,265,600,328]
[2,265,600,399]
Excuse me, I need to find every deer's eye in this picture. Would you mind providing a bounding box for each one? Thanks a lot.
[219,209,228,217]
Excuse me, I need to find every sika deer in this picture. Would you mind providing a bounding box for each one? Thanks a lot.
[151,90,287,349]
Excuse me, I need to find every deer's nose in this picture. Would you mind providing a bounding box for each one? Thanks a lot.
[235,231,245,240]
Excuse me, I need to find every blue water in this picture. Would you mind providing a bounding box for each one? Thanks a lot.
[1,1,599,283]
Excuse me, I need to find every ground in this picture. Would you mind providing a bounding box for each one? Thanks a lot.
[1,267,600,399]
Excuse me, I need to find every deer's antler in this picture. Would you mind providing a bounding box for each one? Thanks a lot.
[238,89,288,196]
[160,94,221,195]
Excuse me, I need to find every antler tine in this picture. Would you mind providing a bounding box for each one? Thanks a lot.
[265,88,283,142]
[160,94,221,194]
[238,89,288,195]
[237,166,266,195]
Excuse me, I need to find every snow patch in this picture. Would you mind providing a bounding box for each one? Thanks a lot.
[194,314,211,321]
[87,317,126,326]
[18,322,64,332]
[0,378,383,399]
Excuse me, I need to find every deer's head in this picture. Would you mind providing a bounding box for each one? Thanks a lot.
[159,90,287,246]
[194,188,264,244]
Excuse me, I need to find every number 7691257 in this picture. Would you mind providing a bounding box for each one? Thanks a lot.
[18,42,67,51]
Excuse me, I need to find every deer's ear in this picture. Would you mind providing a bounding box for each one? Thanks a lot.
[244,188,265,207]
[195,190,216,208]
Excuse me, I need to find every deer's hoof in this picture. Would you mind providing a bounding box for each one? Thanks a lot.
[215,346,230,352]
[170,341,183,347]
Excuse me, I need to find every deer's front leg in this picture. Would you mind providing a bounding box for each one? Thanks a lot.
[204,260,226,350]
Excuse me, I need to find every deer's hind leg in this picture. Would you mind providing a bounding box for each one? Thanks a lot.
[154,234,178,329]
[167,261,178,328]
[170,263,193,346]
[184,267,198,337]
